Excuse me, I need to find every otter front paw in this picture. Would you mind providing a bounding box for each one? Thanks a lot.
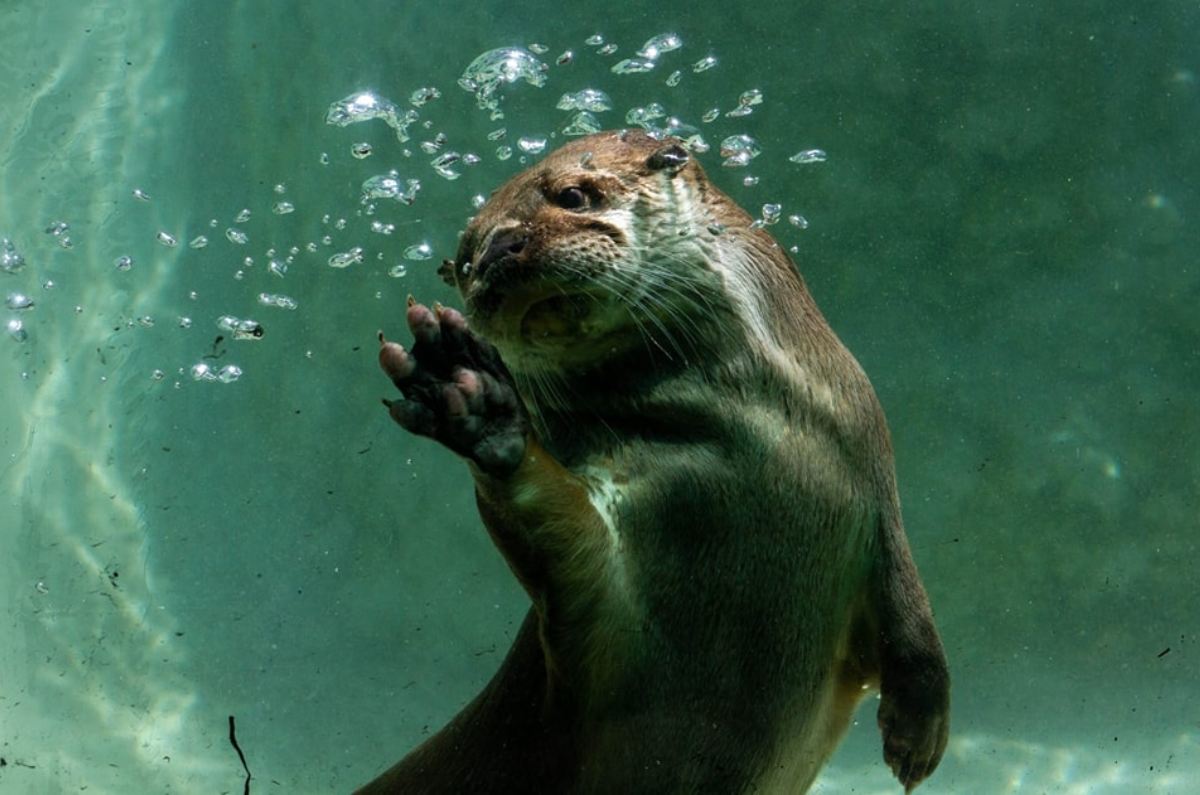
[877,662,950,793]
[379,298,528,477]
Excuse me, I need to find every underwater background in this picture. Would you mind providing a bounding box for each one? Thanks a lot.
[1,1,1196,792]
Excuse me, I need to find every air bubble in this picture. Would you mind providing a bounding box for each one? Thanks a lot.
[496,145,513,161]
[432,151,462,180]
[471,194,487,209]
[8,318,27,342]
[362,172,421,205]
[586,34,604,46]
[598,43,618,56]
[132,188,151,201]
[517,137,547,154]
[789,149,827,164]
[189,235,209,249]
[612,58,655,74]
[258,293,298,309]
[226,228,248,245]
[6,292,33,310]
[760,203,782,225]
[637,33,682,60]
[626,103,666,127]
[788,214,809,229]
[115,255,133,271]
[666,70,682,87]
[562,111,601,136]
[268,259,288,277]
[404,242,433,260]
[217,315,264,340]
[370,221,395,235]
[351,142,373,159]
[557,88,613,112]
[528,43,549,55]
[458,47,549,118]
[272,201,295,215]
[388,263,409,278]
[720,134,761,167]
[557,51,574,65]
[235,208,251,223]
[692,55,718,73]
[326,91,419,142]
[156,231,178,247]
[1,238,25,273]
[328,247,364,268]
[409,86,441,107]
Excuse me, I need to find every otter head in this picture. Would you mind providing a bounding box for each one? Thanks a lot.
[439,129,728,376]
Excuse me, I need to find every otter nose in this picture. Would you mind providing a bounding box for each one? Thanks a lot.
[475,228,527,278]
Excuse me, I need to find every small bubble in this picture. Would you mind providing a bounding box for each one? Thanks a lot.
[637,33,682,60]
[138,315,155,328]
[189,235,209,249]
[586,34,604,46]
[761,203,782,225]
[362,171,421,205]
[226,227,249,245]
[556,50,574,66]
[1,238,26,273]
[612,57,655,74]
[388,263,409,278]
[556,89,613,112]
[701,108,720,123]
[789,149,828,164]
[217,315,264,340]
[156,230,178,247]
[217,364,243,383]
[268,259,288,277]
[272,201,295,215]
[115,255,133,271]
[179,316,193,328]
[6,318,27,342]
[517,136,547,154]
[788,214,809,229]
[152,369,166,380]
[743,175,760,187]
[45,220,70,236]
[274,183,287,194]
[666,70,682,87]
[328,247,364,268]
[562,111,602,136]
[626,103,666,127]
[409,86,441,107]
[42,280,54,290]
[132,188,151,201]
[258,292,298,309]
[496,145,513,161]
[235,208,251,223]
[6,292,33,310]
[528,43,549,55]
[692,55,718,73]
[598,43,618,56]
[404,242,433,260]
[487,127,507,141]
[320,152,330,165]
[720,134,761,167]
[351,142,373,159]
[370,221,395,235]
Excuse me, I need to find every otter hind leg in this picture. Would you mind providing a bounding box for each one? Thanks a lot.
[870,512,951,792]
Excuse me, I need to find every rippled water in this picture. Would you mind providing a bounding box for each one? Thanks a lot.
[1,2,1196,793]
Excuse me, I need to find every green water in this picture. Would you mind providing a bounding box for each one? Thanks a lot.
[1,2,1196,793]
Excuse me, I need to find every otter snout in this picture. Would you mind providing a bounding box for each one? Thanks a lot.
[475,226,528,279]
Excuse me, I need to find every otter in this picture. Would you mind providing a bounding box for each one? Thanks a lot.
[361,130,949,794]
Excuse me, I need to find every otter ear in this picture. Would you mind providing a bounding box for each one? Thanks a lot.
[646,143,690,175]
[437,258,457,286]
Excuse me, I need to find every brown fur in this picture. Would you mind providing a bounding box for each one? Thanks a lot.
[361,130,949,794]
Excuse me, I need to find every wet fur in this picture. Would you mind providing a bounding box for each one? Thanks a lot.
[360,131,949,794]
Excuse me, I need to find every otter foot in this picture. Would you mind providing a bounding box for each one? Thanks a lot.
[877,661,950,793]
[379,298,528,477]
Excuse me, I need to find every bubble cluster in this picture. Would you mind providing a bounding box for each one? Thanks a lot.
[458,48,550,119]
[1,238,25,273]
[361,172,421,205]
[217,315,264,340]
[326,91,419,142]
[720,134,762,167]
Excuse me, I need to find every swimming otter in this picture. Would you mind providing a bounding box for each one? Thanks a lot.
[361,130,949,793]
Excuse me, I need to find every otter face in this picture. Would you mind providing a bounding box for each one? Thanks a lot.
[441,130,723,374]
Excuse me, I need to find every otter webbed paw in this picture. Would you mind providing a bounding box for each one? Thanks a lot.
[379,298,529,477]
[877,659,950,792]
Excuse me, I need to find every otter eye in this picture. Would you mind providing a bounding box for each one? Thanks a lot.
[554,186,589,210]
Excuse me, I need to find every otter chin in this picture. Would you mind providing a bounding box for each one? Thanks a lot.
[364,129,951,794]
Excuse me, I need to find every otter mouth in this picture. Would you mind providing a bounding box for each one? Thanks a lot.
[519,292,596,340]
